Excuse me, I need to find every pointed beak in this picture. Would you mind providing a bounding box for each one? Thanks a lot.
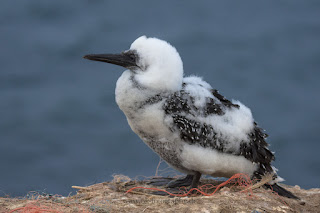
[83,52,137,69]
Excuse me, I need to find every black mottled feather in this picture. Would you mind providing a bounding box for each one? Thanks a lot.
[171,114,224,151]
[265,183,300,199]
[139,94,163,109]
[163,90,194,115]
[211,89,240,109]
[240,124,275,178]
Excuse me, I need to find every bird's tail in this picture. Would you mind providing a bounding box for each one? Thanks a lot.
[264,183,300,199]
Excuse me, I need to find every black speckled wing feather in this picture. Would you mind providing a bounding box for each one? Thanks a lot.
[241,123,275,178]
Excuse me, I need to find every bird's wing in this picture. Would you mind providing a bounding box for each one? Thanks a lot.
[163,86,275,177]
[240,123,275,177]
[211,89,275,176]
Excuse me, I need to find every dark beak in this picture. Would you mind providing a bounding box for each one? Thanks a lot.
[83,52,137,69]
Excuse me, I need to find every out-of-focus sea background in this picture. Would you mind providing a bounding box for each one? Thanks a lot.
[1,0,319,197]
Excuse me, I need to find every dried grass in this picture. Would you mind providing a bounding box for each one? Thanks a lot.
[1,173,318,213]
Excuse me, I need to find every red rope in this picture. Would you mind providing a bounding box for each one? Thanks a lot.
[9,203,62,213]
[126,173,253,197]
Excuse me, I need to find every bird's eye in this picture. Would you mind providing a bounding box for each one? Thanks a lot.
[126,51,138,60]
[122,50,143,70]
[128,53,136,60]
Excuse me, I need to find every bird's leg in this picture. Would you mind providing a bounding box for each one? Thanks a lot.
[167,174,194,188]
[188,172,201,193]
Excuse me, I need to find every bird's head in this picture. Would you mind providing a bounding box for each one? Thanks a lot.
[84,36,184,92]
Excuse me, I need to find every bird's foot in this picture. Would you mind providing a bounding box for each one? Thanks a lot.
[146,172,202,197]
[146,177,174,186]
[151,188,182,196]
[167,174,194,188]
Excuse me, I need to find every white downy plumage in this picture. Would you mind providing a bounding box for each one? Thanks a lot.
[84,36,288,188]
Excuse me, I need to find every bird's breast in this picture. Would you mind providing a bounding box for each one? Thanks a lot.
[115,71,174,140]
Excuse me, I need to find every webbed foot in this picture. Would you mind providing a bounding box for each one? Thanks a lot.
[146,177,174,186]
[167,174,194,188]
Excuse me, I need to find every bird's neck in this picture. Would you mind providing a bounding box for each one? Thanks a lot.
[134,64,183,92]
[115,70,164,117]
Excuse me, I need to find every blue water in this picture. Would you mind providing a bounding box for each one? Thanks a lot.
[1,1,319,197]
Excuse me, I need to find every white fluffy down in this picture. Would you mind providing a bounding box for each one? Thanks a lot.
[183,76,212,89]
[180,143,258,177]
[115,70,147,114]
[130,36,184,92]
[116,71,174,140]
[183,76,219,108]
[208,101,254,151]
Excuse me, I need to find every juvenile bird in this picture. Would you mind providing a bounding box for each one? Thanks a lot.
[84,36,298,199]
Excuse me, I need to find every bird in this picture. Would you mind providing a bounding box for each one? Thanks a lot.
[83,36,298,199]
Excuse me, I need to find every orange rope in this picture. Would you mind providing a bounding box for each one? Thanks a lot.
[9,203,62,213]
[126,173,253,197]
